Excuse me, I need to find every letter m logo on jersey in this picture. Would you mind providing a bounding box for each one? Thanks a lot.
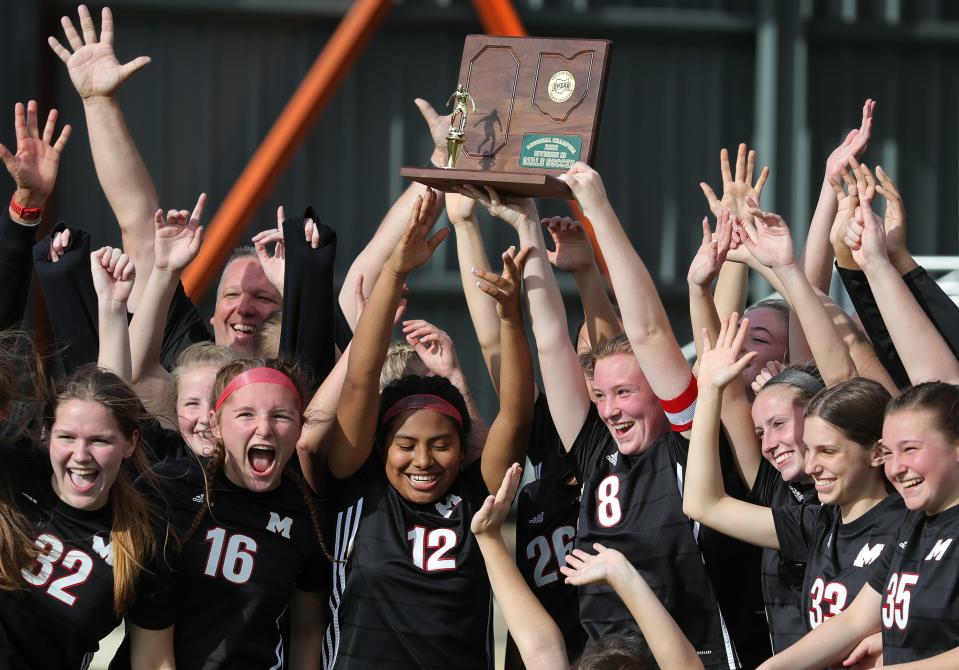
[91,535,114,566]
[925,538,953,561]
[267,512,293,539]
[854,543,885,567]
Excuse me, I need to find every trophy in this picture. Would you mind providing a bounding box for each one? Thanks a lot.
[445,84,476,168]
[402,36,613,199]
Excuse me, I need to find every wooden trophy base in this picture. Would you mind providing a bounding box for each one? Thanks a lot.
[400,167,571,199]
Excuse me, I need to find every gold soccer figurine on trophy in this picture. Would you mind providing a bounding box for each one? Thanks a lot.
[445,84,476,168]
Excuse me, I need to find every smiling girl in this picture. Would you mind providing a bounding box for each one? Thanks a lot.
[322,189,534,669]
[684,315,908,640]
[758,382,959,669]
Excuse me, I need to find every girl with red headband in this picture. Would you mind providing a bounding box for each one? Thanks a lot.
[321,188,535,669]
[116,355,332,667]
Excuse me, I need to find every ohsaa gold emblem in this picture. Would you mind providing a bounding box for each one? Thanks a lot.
[547,70,576,103]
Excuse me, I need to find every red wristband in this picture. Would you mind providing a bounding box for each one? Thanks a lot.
[9,195,43,222]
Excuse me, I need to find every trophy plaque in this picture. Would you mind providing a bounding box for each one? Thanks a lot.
[401,35,613,199]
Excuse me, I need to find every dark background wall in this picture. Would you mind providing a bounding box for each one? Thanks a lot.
[3,0,958,419]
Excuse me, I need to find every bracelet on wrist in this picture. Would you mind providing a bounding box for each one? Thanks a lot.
[9,194,43,221]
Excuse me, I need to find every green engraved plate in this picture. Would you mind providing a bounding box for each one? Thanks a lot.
[518,133,582,170]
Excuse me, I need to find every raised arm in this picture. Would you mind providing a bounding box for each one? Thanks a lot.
[803,100,875,293]
[844,167,959,385]
[562,544,703,670]
[560,164,692,408]
[682,314,779,549]
[128,196,205,385]
[329,189,447,478]
[473,245,535,493]
[543,216,620,349]
[687,212,762,486]
[699,143,769,319]
[91,246,135,380]
[447,191,503,389]
[49,5,156,307]
[472,465,570,670]
[0,100,71,327]
[739,198,858,387]
[337,99,448,329]
[461,185,589,449]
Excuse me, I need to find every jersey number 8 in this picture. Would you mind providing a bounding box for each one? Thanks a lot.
[204,527,258,584]
[21,533,93,607]
[596,475,622,528]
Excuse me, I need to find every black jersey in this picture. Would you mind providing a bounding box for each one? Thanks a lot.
[746,459,818,652]
[324,455,493,670]
[868,504,959,664]
[514,475,587,662]
[569,406,742,670]
[0,453,122,669]
[527,392,568,482]
[773,493,907,632]
[126,457,327,670]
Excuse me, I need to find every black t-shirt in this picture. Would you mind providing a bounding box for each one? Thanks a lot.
[324,455,492,670]
[0,454,122,669]
[773,493,907,632]
[126,457,327,670]
[514,476,587,663]
[527,392,567,482]
[569,406,742,670]
[868,504,959,664]
[746,459,818,652]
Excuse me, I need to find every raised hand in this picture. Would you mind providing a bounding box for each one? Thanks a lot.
[414,98,453,167]
[48,5,151,100]
[301,208,323,249]
[843,164,889,271]
[699,143,770,222]
[388,188,447,277]
[874,165,907,264]
[456,184,537,230]
[698,313,758,391]
[543,216,595,274]
[354,274,407,327]
[471,463,522,537]
[557,161,611,215]
[740,196,796,269]
[154,193,205,273]
[402,319,460,378]
[472,245,533,320]
[687,209,733,288]
[825,99,876,182]
[445,190,478,225]
[90,246,135,305]
[560,543,631,587]
[48,228,71,263]
[252,206,287,293]
[750,359,785,395]
[0,101,71,209]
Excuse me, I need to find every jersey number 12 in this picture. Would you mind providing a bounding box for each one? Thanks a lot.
[407,526,457,572]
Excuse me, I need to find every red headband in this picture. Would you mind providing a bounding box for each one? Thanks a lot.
[214,367,302,412]
[380,394,463,428]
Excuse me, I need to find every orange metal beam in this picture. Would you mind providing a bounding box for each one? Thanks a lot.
[469,0,609,278]
[182,0,393,298]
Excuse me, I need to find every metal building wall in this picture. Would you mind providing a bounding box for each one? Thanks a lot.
[2,0,958,418]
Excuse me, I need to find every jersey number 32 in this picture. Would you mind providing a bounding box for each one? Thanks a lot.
[21,533,94,607]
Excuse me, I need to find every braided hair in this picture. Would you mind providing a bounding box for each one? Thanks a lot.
[179,357,332,562]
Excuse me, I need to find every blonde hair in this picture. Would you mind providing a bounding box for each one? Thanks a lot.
[379,340,420,390]
[253,311,282,359]
[49,366,163,613]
